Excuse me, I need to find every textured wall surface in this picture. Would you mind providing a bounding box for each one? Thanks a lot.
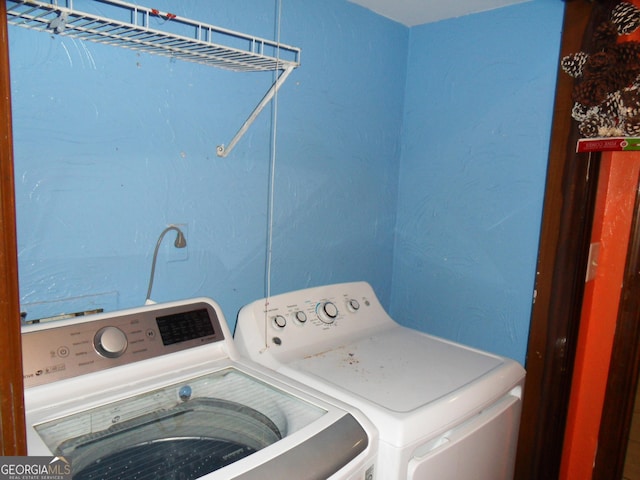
[9,0,406,327]
[9,0,564,363]
[392,1,564,363]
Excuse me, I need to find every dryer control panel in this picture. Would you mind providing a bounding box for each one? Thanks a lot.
[235,281,395,365]
[22,300,225,388]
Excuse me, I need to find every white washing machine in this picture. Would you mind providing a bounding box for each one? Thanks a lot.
[21,297,378,480]
[234,281,526,480]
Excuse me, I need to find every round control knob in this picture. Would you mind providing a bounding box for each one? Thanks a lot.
[347,298,360,312]
[94,326,128,358]
[295,311,307,323]
[272,315,287,329]
[317,301,338,324]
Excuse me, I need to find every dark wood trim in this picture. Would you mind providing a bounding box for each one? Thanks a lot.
[515,1,608,478]
[593,168,640,479]
[0,1,27,455]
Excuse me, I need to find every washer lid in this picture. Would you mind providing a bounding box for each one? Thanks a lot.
[289,327,504,413]
[34,368,328,479]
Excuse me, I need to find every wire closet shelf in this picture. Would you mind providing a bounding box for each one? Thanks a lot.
[6,0,301,157]
[6,0,301,72]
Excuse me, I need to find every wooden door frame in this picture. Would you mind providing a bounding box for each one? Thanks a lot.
[0,0,27,456]
[515,1,614,478]
[593,168,640,477]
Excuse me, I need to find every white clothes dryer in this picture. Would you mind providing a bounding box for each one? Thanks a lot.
[21,297,377,480]
[234,281,525,480]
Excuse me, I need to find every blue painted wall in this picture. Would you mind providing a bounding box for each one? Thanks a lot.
[8,0,564,363]
[9,0,406,327]
[391,1,565,363]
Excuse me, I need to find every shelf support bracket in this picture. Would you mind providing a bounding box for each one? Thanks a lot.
[216,65,296,158]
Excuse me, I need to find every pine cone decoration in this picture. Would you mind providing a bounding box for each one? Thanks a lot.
[593,21,619,51]
[619,87,640,118]
[601,90,623,118]
[574,78,612,107]
[579,112,608,137]
[571,102,591,122]
[611,2,640,35]
[582,52,615,80]
[608,62,640,92]
[623,115,640,135]
[612,41,640,65]
[561,4,640,138]
[561,52,589,78]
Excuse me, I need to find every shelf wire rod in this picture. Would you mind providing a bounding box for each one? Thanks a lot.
[7,0,300,71]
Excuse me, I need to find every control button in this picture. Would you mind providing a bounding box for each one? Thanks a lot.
[295,311,307,323]
[272,315,287,329]
[347,298,360,312]
[57,346,70,358]
[323,302,338,318]
[317,301,338,324]
[94,327,128,358]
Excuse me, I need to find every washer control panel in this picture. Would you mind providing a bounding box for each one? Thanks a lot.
[235,281,394,362]
[22,301,225,388]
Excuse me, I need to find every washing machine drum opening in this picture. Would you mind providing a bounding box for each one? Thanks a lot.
[57,398,282,480]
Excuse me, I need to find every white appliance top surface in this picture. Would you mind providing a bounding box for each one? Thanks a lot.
[289,326,503,413]
[22,298,377,480]
[235,281,526,448]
